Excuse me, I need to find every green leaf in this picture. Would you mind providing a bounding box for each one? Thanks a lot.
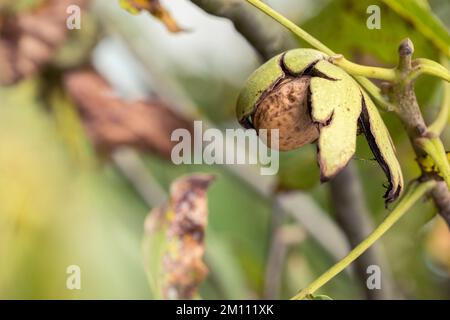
[382,0,450,57]
[301,0,440,64]
[429,0,450,29]
[300,0,442,112]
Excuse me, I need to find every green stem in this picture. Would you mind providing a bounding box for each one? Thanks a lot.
[406,58,450,83]
[333,56,397,81]
[291,180,436,300]
[429,57,450,135]
[245,0,391,110]
[417,138,450,189]
[245,0,333,55]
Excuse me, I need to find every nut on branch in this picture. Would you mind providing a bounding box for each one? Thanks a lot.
[237,49,404,204]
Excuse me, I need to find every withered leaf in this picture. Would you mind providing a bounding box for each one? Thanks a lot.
[143,174,215,299]
[63,69,193,159]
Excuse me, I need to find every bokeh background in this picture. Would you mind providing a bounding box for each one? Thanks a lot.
[0,0,449,299]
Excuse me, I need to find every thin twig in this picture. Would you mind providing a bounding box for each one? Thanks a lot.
[293,180,437,300]
[111,147,167,207]
[429,57,450,136]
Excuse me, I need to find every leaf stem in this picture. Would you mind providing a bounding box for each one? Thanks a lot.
[332,56,397,81]
[245,0,333,55]
[429,58,450,135]
[417,138,450,189]
[291,180,436,300]
[406,58,450,83]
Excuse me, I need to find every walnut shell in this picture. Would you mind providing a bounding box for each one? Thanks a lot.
[253,76,319,151]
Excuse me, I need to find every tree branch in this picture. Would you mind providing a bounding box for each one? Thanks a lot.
[390,39,450,228]
[431,181,450,224]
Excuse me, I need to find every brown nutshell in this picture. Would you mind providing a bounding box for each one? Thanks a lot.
[253,76,319,151]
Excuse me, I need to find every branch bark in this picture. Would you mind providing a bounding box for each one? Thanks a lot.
[431,181,450,224]
[390,39,450,228]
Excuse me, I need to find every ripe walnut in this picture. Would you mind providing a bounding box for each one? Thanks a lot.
[237,49,404,204]
[253,76,319,151]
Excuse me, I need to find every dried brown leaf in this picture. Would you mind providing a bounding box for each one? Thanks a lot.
[64,70,192,159]
[143,174,215,299]
[63,69,193,159]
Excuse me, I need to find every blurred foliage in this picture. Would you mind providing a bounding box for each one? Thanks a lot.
[276,145,320,191]
[0,80,151,298]
[53,12,99,69]
[431,0,450,29]
[0,0,41,12]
